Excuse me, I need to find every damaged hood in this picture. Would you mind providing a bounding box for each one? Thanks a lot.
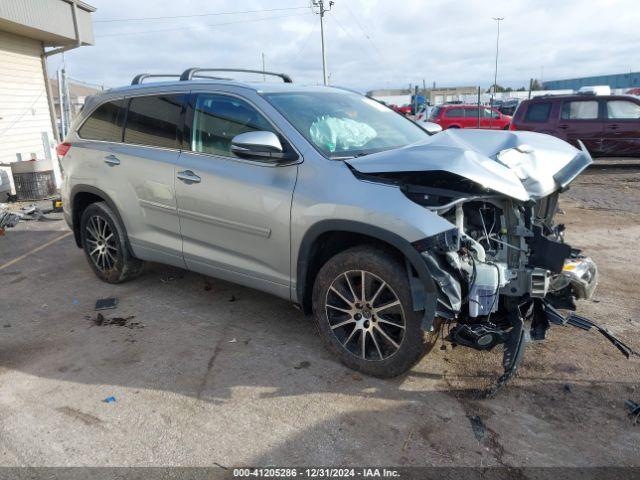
[346,129,593,201]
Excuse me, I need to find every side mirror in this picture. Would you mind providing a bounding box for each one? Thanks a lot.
[230,131,296,162]
[422,121,442,135]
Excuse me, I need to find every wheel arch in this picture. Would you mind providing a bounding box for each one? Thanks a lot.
[295,220,437,326]
[70,185,130,251]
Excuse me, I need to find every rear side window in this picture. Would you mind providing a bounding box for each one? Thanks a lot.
[189,94,274,158]
[464,107,479,117]
[561,101,599,120]
[524,102,552,122]
[606,100,640,119]
[445,108,464,118]
[429,106,442,119]
[78,100,125,142]
[123,95,185,149]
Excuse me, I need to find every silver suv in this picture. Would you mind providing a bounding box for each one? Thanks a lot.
[61,68,604,385]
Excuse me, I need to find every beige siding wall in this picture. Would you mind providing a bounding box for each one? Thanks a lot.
[0,30,58,192]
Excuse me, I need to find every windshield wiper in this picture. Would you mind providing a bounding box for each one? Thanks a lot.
[331,152,372,160]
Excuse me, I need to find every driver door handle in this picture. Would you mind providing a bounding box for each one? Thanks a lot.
[177,170,201,184]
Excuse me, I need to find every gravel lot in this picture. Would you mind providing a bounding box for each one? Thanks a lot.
[0,163,639,468]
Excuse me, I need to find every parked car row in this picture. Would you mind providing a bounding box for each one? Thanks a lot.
[408,93,640,158]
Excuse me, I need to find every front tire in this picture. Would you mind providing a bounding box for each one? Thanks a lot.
[80,202,143,283]
[312,246,436,378]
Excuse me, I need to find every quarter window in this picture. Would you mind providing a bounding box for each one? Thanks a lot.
[561,101,599,120]
[123,95,185,149]
[482,107,500,119]
[190,94,274,157]
[606,100,640,119]
[78,100,125,142]
[524,102,552,122]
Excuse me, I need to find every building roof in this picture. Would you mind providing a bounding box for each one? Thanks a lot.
[50,78,101,100]
[0,0,95,47]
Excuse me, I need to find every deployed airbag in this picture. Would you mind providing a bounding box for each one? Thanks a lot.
[309,116,377,153]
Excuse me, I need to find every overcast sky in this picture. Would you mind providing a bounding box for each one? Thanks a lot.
[50,0,639,92]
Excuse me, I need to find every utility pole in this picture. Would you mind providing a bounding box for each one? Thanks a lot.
[261,52,266,81]
[311,0,334,85]
[57,68,65,139]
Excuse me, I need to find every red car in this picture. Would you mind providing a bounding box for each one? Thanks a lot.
[429,104,512,130]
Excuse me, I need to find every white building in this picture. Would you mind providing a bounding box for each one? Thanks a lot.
[0,0,95,193]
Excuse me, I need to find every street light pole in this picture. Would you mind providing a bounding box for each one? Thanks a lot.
[312,0,334,85]
[491,17,504,104]
[490,16,504,129]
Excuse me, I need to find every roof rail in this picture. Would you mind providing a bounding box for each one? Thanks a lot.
[131,74,181,85]
[179,68,293,83]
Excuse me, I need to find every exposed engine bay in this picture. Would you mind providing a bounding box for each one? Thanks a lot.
[347,129,638,393]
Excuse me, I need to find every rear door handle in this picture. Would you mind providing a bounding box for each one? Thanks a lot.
[606,124,619,130]
[558,124,569,130]
[177,170,201,184]
[104,154,120,166]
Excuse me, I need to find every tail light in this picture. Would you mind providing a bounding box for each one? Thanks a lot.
[509,123,517,131]
[56,142,71,158]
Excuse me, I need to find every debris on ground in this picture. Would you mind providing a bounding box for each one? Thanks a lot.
[17,204,60,222]
[468,415,486,441]
[91,313,143,329]
[95,297,118,311]
[102,396,116,403]
[228,295,236,302]
[228,338,237,343]
[625,400,640,425]
[0,210,21,234]
[294,361,311,369]
[563,383,573,393]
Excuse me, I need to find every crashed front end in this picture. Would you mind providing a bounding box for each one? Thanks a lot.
[347,129,635,392]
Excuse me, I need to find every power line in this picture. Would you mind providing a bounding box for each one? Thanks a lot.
[95,12,310,38]
[95,6,309,23]
[326,12,386,70]
[341,1,383,57]
[291,18,320,63]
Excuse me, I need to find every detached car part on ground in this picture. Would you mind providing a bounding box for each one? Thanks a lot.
[59,72,638,393]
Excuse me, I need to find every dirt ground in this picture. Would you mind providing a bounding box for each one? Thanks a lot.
[0,163,638,468]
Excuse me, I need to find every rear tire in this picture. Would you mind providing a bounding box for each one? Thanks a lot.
[312,246,437,378]
[80,202,143,283]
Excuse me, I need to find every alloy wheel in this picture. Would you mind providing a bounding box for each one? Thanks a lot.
[325,270,406,361]
[85,215,118,272]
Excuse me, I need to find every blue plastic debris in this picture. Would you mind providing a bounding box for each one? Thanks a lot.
[102,396,116,403]
[72,299,79,305]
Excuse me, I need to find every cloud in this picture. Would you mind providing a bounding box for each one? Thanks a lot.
[53,0,639,92]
